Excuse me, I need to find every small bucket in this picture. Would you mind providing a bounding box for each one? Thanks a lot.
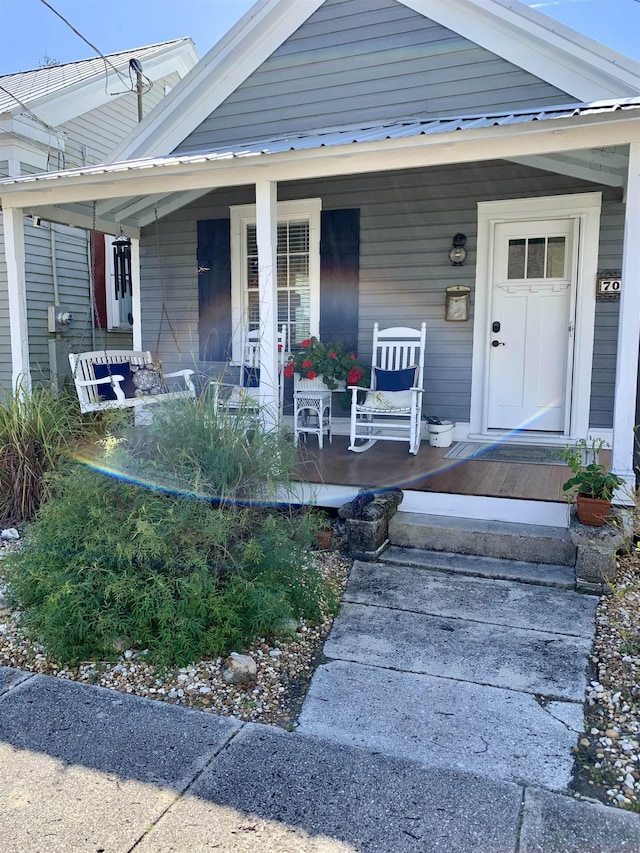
[428,420,455,448]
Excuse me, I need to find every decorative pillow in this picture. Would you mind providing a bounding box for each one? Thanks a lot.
[242,366,260,388]
[374,366,418,392]
[93,363,136,401]
[131,364,166,397]
[363,389,414,410]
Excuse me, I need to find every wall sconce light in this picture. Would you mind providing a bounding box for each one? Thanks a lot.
[448,233,467,266]
[445,285,471,321]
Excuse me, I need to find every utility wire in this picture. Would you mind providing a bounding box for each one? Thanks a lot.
[37,0,133,92]
[0,82,61,134]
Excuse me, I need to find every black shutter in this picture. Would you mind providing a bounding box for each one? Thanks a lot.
[197,219,231,362]
[320,209,360,354]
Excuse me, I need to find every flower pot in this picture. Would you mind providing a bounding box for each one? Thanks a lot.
[576,494,611,527]
[294,374,345,392]
[315,529,334,550]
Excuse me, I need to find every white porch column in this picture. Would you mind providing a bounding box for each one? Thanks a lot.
[4,207,32,393]
[255,180,279,428]
[611,141,640,501]
[130,237,143,351]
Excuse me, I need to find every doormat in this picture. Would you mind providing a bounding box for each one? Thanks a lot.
[444,442,565,465]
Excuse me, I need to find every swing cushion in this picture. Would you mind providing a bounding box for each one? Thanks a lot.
[93,363,136,400]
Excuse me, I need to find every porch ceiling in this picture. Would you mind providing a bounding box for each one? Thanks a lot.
[0,97,638,234]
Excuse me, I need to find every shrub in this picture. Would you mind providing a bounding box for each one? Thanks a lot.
[112,393,297,505]
[0,383,88,524]
[3,399,333,666]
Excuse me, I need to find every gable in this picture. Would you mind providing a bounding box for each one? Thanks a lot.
[174,0,571,154]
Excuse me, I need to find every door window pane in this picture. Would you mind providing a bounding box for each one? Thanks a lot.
[508,239,526,279]
[526,238,545,279]
[546,237,566,278]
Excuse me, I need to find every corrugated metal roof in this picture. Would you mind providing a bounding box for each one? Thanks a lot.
[1,96,639,188]
[0,40,188,114]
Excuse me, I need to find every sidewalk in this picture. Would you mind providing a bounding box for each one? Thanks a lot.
[2,664,640,852]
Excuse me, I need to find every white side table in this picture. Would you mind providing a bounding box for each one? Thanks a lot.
[294,389,332,449]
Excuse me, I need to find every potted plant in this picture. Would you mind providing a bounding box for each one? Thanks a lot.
[561,443,624,527]
[284,337,369,392]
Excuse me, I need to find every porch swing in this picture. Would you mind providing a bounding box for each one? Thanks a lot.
[69,203,196,414]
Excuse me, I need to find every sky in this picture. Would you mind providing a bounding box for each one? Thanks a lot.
[0,0,639,77]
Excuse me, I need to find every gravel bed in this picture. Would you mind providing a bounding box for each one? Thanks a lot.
[574,540,640,811]
[0,534,351,728]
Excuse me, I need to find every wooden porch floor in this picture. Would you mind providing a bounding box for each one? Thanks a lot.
[294,435,575,502]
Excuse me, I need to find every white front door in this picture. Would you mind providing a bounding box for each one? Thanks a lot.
[486,218,578,432]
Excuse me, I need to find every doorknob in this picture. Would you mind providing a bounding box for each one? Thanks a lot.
[491,340,505,348]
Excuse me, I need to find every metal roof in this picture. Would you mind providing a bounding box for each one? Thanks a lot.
[0,40,190,115]
[1,96,638,190]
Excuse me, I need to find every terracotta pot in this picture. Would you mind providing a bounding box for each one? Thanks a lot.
[576,494,611,527]
[315,529,334,550]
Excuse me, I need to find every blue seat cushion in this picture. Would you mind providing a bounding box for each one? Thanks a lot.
[374,365,418,391]
[243,366,260,388]
[93,363,136,400]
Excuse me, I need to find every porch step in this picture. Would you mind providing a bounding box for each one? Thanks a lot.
[380,546,576,589]
[388,511,576,568]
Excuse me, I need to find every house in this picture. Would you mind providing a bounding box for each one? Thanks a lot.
[1,0,639,527]
[0,38,198,392]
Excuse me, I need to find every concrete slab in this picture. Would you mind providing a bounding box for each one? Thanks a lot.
[325,602,592,699]
[297,660,582,791]
[381,546,576,589]
[137,724,523,853]
[0,674,241,852]
[389,512,576,566]
[0,665,32,695]
[347,561,597,638]
[520,787,640,852]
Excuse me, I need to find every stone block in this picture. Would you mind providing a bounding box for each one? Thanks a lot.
[338,489,403,560]
[570,508,630,590]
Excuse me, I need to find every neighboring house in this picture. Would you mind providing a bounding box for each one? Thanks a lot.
[1,0,639,525]
[0,38,197,391]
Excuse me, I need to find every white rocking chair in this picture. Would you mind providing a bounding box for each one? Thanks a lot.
[215,325,287,417]
[348,322,427,455]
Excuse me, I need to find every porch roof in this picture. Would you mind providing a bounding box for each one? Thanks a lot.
[1,96,639,236]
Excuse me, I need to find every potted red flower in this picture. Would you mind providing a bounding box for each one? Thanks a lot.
[284,337,368,392]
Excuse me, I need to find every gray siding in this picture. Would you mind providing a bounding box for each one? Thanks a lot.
[23,222,132,387]
[176,0,571,153]
[0,76,175,389]
[592,206,624,429]
[139,162,623,428]
[60,72,180,166]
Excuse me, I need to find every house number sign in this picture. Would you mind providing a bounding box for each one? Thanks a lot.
[596,271,622,300]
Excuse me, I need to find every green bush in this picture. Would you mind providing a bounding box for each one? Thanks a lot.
[114,394,297,505]
[3,399,333,666]
[0,383,88,524]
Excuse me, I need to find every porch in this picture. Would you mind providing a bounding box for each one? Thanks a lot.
[291,430,600,527]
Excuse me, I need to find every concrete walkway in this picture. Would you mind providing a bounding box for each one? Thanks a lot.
[298,560,596,790]
[2,557,640,851]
